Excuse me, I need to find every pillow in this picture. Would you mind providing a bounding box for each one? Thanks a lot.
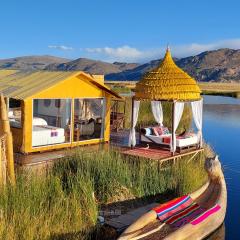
[145,127,152,136]
[33,117,48,126]
[8,110,14,118]
[162,127,170,135]
[152,127,162,136]
[141,128,152,136]
[184,132,195,138]
[152,126,170,136]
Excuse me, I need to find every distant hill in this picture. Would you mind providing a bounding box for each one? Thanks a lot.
[105,59,162,81]
[1,48,240,82]
[0,55,70,70]
[177,48,240,82]
[106,49,240,82]
[45,58,140,75]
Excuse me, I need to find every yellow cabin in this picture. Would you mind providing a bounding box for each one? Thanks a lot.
[0,70,120,154]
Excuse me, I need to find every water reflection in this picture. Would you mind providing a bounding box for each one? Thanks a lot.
[203,95,240,240]
[204,95,240,105]
[204,104,240,128]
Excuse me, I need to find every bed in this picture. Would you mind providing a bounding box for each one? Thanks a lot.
[32,117,65,147]
[140,126,199,152]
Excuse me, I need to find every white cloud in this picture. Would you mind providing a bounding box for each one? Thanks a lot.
[171,39,240,58]
[85,45,143,61]
[48,45,74,51]
[83,39,240,63]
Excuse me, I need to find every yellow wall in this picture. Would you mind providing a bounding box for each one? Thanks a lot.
[21,75,113,153]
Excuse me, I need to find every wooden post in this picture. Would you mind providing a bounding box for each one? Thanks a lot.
[0,141,3,187]
[171,101,175,156]
[130,97,134,149]
[5,97,9,112]
[0,135,7,187]
[116,100,119,131]
[0,94,15,185]
[71,98,75,144]
[20,100,25,153]
[123,100,126,129]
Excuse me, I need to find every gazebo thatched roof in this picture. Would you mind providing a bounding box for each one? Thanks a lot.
[135,48,201,101]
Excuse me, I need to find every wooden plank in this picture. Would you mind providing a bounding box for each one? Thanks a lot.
[105,203,159,231]
[121,147,204,163]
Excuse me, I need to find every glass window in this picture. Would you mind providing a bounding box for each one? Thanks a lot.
[74,98,105,141]
[9,98,22,128]
[44,99,51,107]
[55,99,61,108]
[32,99,72,147]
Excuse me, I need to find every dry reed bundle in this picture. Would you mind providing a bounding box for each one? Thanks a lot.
[135,48,201,101]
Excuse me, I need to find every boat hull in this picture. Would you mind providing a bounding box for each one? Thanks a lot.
[118,156,227,240]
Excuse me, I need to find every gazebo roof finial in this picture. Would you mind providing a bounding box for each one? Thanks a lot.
[167,43,170,51]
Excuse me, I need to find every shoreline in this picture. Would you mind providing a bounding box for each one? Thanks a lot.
[201,90,240,98]
[106,81,240,98]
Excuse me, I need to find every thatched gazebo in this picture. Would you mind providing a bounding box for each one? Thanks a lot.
[129,47,203,155]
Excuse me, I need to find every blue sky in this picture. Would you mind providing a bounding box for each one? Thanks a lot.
[1,0,240,62]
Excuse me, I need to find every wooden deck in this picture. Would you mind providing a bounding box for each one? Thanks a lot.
[121,145,204,162]
[111,130,204,164]
[14,143,109,168]
[14,130,204,167]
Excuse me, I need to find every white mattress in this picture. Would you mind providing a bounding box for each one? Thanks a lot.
[141,133,198,147]
[32,125,65,147]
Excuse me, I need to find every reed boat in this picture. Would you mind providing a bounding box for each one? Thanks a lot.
[118,156,227,240]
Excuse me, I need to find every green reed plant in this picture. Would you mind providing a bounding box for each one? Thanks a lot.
[53,149,207,203]
[0,171,97,240]
[0,149,207,240]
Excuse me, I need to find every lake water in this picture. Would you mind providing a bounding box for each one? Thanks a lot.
[203,95,240,240]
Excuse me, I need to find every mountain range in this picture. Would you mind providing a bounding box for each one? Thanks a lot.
[0,55,69,70]
[1,48,240,82]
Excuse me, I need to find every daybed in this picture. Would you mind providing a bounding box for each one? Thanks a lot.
[140,126,199,152]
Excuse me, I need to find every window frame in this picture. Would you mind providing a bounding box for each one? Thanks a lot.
[72,97,105,143]
[31,98,72,148]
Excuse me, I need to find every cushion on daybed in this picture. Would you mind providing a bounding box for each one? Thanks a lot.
[141,127,153,136]
[141,126,169,136]
[33,117,48,126]
[152,126,169,136]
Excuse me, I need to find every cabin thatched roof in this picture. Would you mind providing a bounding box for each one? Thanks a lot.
[0,70,121,100]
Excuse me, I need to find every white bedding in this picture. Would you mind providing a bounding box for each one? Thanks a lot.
[32,125,65,147]
[33,117,48,126]
[141,133,198,147]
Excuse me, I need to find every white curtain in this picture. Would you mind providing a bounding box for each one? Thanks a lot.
[171,102,185,152]
[151,101,163,126]
[128,100,140,147]
[191,99,203,147]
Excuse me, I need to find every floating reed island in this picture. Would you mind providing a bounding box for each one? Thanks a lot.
[0,48,227,240]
